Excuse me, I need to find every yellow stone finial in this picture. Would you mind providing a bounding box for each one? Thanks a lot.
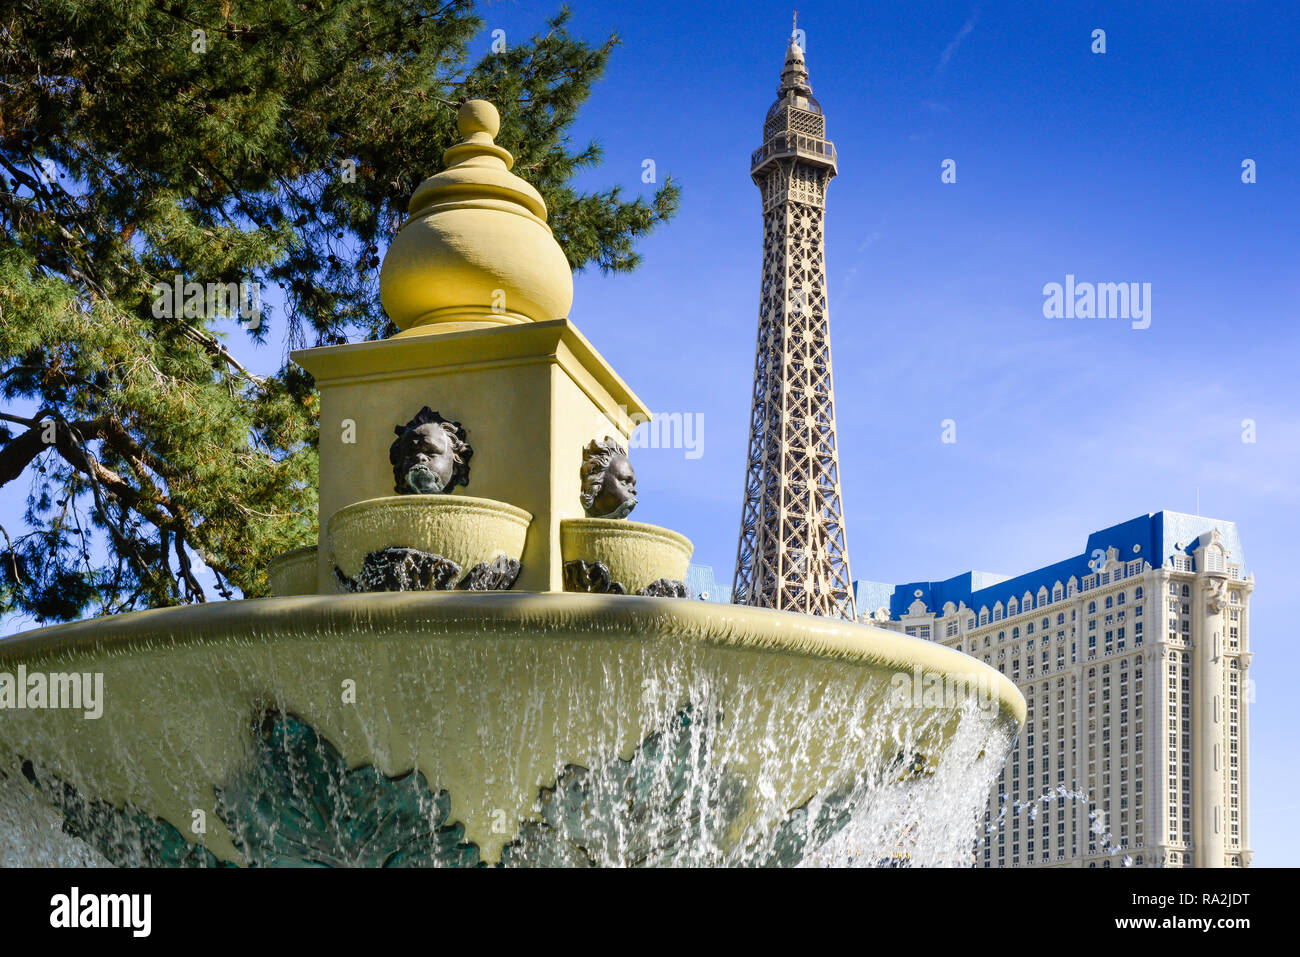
[457,99,500,139]
[379,98,573,335]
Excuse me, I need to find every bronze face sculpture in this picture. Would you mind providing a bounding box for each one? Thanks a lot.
[389,407,472,495]
[580,437,637,519]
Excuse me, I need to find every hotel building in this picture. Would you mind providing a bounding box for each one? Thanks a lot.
[854,511,1253,868]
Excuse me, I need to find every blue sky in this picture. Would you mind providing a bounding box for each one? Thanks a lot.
[540,0,1299,864]
[4,1,1298,863]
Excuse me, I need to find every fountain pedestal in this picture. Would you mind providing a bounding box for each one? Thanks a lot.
[294,319,647,592]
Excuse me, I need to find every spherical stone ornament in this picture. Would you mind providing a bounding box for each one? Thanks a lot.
[457,99,500,139]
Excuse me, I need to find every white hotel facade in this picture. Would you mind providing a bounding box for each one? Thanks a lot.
[855,511,1253,868]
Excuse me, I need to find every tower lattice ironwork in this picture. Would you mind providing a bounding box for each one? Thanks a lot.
[732,26,856,619]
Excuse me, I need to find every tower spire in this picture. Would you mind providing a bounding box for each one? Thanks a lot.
[732,27,855,619]
[780,18,811,97]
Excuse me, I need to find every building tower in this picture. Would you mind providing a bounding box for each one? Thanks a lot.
[732,22,856,618]
[855,511,1254,868]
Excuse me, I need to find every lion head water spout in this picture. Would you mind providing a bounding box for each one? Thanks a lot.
[0,99,1024,868]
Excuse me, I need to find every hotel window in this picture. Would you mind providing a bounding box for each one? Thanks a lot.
[1135,586,1143,600]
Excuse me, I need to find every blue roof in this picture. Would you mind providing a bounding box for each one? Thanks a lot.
[854,511,1246,621]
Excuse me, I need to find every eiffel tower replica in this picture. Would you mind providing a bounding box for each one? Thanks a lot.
[732,20,856,619]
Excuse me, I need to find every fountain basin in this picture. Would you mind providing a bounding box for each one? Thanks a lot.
[267,545,318,597]
[0,593,1022,867]
[561,518,693,593]
[327,495,531,591]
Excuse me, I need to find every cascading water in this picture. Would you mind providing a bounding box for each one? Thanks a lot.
[0,594,1025,868]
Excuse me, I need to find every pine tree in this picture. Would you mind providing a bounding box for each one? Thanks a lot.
[0,0,679,622]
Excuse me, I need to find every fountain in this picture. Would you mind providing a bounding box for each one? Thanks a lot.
[0,101,1024,867]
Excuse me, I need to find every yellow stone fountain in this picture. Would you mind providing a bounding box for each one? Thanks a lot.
[0,102,1024,868]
